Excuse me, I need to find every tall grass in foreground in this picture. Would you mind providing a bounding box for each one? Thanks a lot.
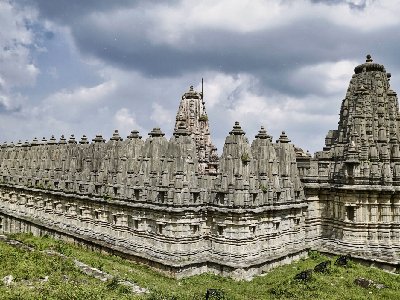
[0,233,399,299]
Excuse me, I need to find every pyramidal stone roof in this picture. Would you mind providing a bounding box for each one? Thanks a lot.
[174,85,217,173]
[317,54,400,185]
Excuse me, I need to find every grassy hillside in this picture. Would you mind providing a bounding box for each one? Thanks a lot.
[0,233,399,299]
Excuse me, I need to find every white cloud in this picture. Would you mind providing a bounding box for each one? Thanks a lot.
[0,1,40,117]
[0,1,39,90]
[194,73,253,109]
[150,103,174,130]
[193,71,342,152]
[47,81,116,105]
[33,81,117,123]
[143,0,400,45]
[0,94,11,111]
[149,0,286,42]
[321,0,400,31]
[290,60,357,96]
[114,108,144,136]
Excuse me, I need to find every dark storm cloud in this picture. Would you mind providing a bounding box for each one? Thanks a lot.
[20,0,156,24]
[24,0,400,97]
[70,14,400,98]
[9,0,400,153]
[15,0,400,116]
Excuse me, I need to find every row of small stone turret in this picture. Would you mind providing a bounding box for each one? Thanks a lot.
[1,129,149,147]
[0,122,304,207]
[0,125,292,148]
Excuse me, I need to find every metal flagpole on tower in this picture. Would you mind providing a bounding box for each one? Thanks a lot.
[201,78,204,102]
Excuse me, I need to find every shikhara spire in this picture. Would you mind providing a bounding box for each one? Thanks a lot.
[316,55,400,185]
[174,85,218,173]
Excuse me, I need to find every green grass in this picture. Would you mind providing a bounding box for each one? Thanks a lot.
[1,233,400,299]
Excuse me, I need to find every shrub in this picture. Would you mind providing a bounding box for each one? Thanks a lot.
[241,153,250,164]
[308,250,321,260]
[198,115,208,122]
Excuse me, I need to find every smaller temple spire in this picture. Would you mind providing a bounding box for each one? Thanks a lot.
[110,130,123,141]
[276,131,291,143]
[31,137,39,146]
[127,130,142,139]
[148,128,165,137]
[79,135,89,144]
[229,121,245,136]
[48,135,57,145]
[59,135,67,144]
[68,134,77,144]
[92,135,105,143]
[255,126,271,140]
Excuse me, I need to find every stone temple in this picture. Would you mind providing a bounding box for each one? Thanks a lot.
[0,55,399,280]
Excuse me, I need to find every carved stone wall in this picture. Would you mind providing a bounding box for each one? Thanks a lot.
[0,120,306,280]
[317,186,400,264]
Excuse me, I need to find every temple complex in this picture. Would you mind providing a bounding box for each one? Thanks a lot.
[0,55,399,279]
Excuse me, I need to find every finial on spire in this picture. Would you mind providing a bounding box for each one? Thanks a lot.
[79,135,89,144]
[127,130,142,140]
[59,135,67,144]
[48,135,57,145]
[277,131,291,143]
[31,137,39,146]
[92,134,105,143]
[201,78,204,101]
[110,130,122,141]
[366,54,373,63]
[148,127,165,137]
[255,126,271,140]
[68,134,77,144]
[189,85,194,91]
[229,121,245,136]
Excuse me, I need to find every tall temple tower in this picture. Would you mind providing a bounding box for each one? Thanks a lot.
[302,55,400,264]
[174,85,218,173]
[317,54,400,185]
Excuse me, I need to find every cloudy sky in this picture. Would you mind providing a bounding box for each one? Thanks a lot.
[1,0,400,153]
